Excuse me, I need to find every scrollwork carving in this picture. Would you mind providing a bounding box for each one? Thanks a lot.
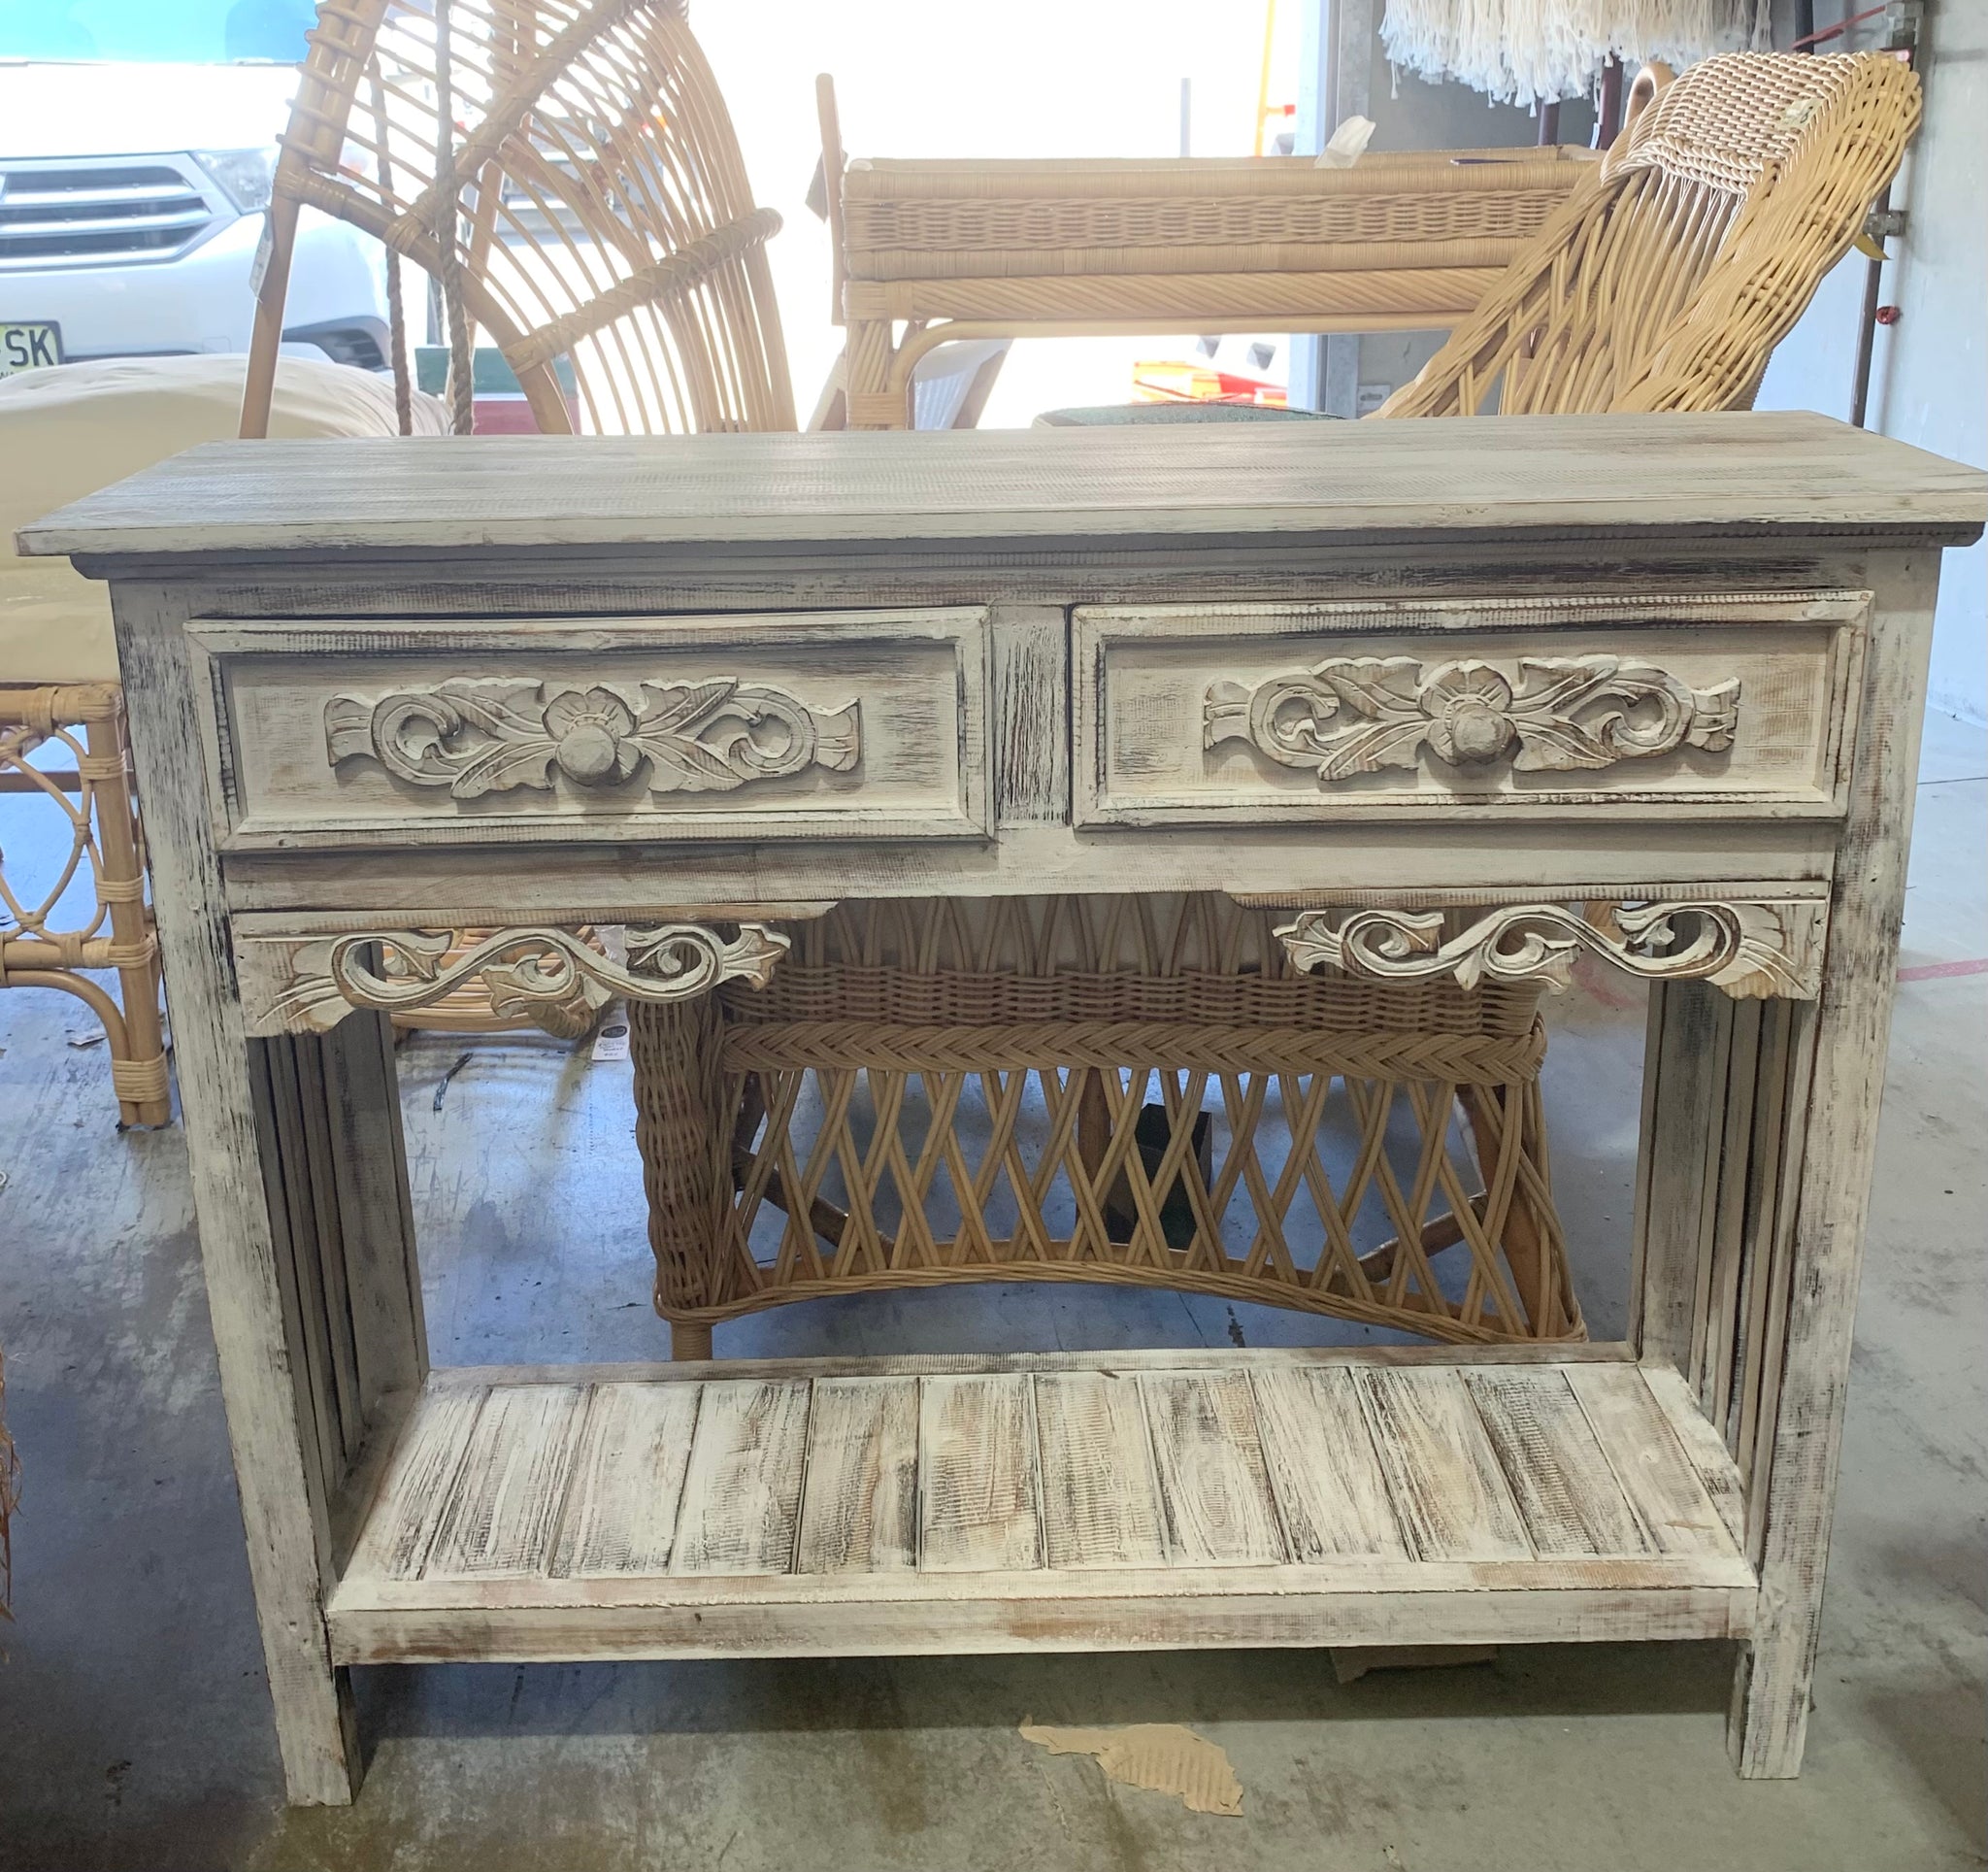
[241,921,791,1036]
[324,677,859,800]
[1274,900,1824,1000]
[1205,655,1740,783]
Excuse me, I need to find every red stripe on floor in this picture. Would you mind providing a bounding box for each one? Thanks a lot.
[1897,956,1988,983]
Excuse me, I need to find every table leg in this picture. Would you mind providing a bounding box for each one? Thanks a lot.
[1627,561,1934,1778]
[112,585,391,1804]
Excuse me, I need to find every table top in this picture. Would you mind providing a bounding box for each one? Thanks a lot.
[19,412,1985,565]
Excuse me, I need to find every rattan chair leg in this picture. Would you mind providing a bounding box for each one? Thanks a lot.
[1460,1083,1569,1336]
[630,992,736,1356]
[0,685,169,1127]
[83,697,169,1126]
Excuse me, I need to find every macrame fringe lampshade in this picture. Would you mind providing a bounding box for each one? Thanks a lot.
[1381,0,1770,107]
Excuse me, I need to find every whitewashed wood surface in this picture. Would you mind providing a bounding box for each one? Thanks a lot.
[330,1354,1752,1663]
[19,413,1985,560]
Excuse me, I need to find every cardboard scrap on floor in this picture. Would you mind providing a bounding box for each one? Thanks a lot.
[1018,1721,1243,1816]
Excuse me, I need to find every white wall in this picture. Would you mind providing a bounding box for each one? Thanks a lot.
[1756,1,1986,723]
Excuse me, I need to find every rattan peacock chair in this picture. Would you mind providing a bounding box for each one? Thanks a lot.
[239,0,793,441]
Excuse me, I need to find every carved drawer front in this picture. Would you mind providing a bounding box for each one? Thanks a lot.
[188,608,990,850]
[1073,593,1865,827]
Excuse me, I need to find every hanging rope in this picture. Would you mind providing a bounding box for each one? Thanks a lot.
[433,1,474,435]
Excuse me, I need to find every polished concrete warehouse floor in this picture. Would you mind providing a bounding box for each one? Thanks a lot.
[0,713,1981,1871]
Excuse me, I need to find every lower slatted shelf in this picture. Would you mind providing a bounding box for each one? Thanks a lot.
[326,1351,1756,1664]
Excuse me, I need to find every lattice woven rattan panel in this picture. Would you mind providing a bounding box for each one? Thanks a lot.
[629,898,1581,1347]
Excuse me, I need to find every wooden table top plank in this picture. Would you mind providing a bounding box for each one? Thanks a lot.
[1142,1372,1288,1566]
[423,1384,589,1580]
[344,1383,488,1587]
[1566,1365,1744,1560]
[1034,1371,1169,1570]
[20,415,1986,561]
[1250,1366,1413,1561]
[794,1377,921,1575]
[1464,1368,1656,1559]
[547,1382,703,1581]
[917,1373,1044,1573]
[1356,1367,1535,1562]
[669,1380,812,1577]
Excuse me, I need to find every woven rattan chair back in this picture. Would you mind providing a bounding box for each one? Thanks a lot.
[633,896,1582,1356]
[240,0,793,439]
[1379,50,1920,418]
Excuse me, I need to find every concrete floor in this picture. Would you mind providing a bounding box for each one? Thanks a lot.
[0,712,1981,1872]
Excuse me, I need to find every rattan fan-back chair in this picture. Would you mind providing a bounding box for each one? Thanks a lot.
[1377,50,1921,419]
[239,0,793,441]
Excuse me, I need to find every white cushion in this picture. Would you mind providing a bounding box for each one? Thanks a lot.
[2,353,446,684]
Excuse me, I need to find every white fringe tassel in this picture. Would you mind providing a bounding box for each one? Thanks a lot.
[1380,0,1763,108]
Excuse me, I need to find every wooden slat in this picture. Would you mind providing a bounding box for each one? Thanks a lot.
[1465,1369,1652,1558]
[671,1380,812,1576]
[918,1374,1042,1573]
[1142,1373,1286,1566]
[1251,1367,1409,1560]
[1632,982,1728,1369]
[319,1010,425,1411]
[1034,1372,1166,1569]
[426,1342,1636,1390]
[26,414,1984,557]
[329,1583,1759,1667]
[424,1384,588,1580]
[1640,1364,1748,1550]
[991,602,1070,825]
[345,1384,486,1585]
[795,1377,919,1574]
[1356,1368,1532,1561]
[1568,1366,1740,1558]
[548,1383,703,1579]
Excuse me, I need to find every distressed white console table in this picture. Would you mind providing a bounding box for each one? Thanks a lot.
[22,414,1983,1805]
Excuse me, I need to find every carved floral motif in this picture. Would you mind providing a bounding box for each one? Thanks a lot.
[324,677,859,799]
[245,922,790,1035]
[1205,655,1740,783]
[1275,900,1825,1001]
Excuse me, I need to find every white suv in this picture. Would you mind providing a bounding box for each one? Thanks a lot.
[0,21,389,375]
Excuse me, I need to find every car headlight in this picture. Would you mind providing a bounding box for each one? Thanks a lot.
[196,146,281,215]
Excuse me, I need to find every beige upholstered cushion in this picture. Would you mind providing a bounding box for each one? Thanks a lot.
[1,353,445,683]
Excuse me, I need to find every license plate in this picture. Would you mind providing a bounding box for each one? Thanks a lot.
[0,321,63,376]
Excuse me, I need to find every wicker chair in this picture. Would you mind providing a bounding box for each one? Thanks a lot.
[634,896,1579,1358]
[239,0,793,441]
[826,131,1599,431]
[1378,50,1922,418]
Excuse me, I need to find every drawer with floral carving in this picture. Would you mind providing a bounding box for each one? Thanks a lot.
[1073,594,1865,826]
[186,608,990,850]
